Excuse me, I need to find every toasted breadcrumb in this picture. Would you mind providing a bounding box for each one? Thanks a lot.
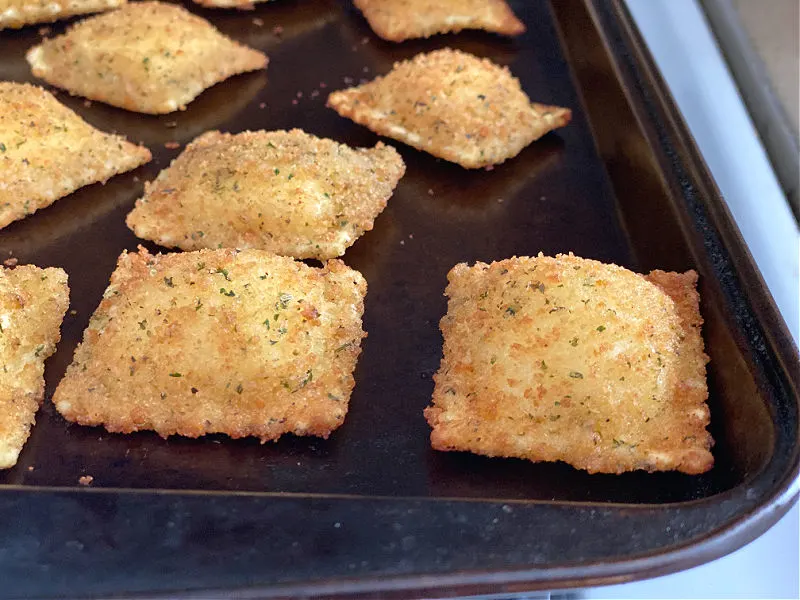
[126,129,405,259]
[0,0,124,30]
[26,1,268,114]
[354,0,524,42]
[0,82,151,230]
[425,253,713,474]
[53,247,367,442]
[327,49,570,168]
[0,265,69,469]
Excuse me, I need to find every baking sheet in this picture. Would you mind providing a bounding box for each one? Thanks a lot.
[0,0,797,597]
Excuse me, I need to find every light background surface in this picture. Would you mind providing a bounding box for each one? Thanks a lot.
[585,1,799,597]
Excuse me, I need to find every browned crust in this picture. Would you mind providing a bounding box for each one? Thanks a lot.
[0,82,151,230]
[125,129,405,259]
[0,0,126,29]
[0,265,69,469]
[53,247,367,442]
[25,1,268,114]
[353,0,525,42]
[424,254,713,475]
[327,49,571,168]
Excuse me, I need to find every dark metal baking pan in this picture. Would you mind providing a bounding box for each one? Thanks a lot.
[0,0,797,597]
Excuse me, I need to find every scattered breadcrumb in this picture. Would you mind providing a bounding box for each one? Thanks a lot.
[353,0,524,42]
[0,82,151,230]
[164,142,180,149]
[0,265,69,469]
[252,17,264,26]
[327,49,571,168]
[53,247,368,443]
[126,129,405,259]
[425,253,713,475]
[3,258,18,267]
[78,475,94,485]
[25,2,268,114]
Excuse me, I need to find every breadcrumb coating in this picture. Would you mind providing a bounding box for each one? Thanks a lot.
[54,247,367,442]
[425,253,713,474]
[0,0,124,30]
[354,0,525,42]
[0,82,151,230]
[0,265,69,469]
[327,48,570,168]
[126,129,405,259]
[26,1,268,114]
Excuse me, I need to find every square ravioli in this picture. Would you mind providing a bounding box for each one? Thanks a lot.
[424,254,713,475]
[53,247,367,442]
[354,0,525,42]
[327,48,570,169]
[1,265,69,469]
[0,82,151,230]
[26,1,268,114]
[0,0,124,29]
[126,129,405,259]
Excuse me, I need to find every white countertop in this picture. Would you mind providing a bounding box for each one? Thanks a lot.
[586,1,799,598]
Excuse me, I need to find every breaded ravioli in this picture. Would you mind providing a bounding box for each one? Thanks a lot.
[354,0,524,42]
[53,247,367,442]
[425,254,713,475]
[0,0,123,29]
[0,82,151,230]
[192,0,272,8]
[126,129,405,259]
[327,48,570,168]
[26,1,268,114]
[0,265,69,469]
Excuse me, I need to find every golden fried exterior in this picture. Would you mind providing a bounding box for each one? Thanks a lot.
[192,0,272,8]
[53,247,367,442]
[26,1,268,114]
[126,129,405,259]
[354,0,525,42]
[0,265,69,469]
[0,0,123,29]
[424,253,713,475]
[327,49,570,168]
[0,82,151,230]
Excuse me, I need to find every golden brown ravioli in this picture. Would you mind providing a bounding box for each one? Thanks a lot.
[0,82,151,230]
[354,0,525,42]
[327,48,570,168]
[26,1,268,114]
[0,265,69,469]
[53,247,367,442]
[425,253,713,475]
[126,129,405,259]
[192,0,272,8]
[0,0,124,29]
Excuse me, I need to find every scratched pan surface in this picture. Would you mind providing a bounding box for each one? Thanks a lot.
[0,1,797,598]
